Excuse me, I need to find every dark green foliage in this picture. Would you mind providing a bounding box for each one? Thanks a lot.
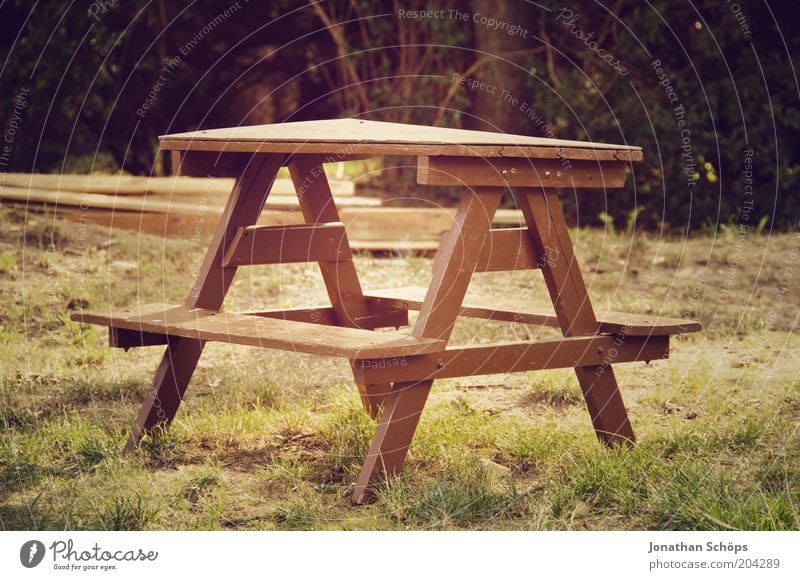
[1,1,797,229]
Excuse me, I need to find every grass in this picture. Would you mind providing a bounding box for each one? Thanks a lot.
[0,207,799,530]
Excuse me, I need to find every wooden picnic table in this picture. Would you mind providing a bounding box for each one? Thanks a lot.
[72,119,701,503]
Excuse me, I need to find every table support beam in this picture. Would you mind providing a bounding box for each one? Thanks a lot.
[288,156,393,419]
[352,187,503,503]
[125,154,284,450]
[519,188,635,446]
[352,335,669,384]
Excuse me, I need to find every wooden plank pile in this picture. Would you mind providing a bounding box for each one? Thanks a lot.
[1,172,526,250]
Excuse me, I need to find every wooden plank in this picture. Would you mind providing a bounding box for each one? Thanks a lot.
[71,304,441,358]
[520,188,634,446]
[248,305,407,330]
[352,335,670,384]
[162,138,643,162]
[3,185,370,210]
[107,304,407,349]
[4,186,220,214]
[170,150,248,178]
[52,206,524,245]
[3,172,187,196]
[476,228,538,272]
[364,286,701,336]
[171,148,371,177]
[222,222,351,266]
[160,119,642,161]
[352,187,503,504]
[417,156,628,188]
[110,327,168,348]
[48,204,526,242]
[350,240,439,252]
[0,186,373,215]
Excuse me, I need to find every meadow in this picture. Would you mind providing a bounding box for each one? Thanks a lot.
[1,206,798,530]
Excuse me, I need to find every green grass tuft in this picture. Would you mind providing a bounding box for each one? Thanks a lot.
[2,208,799,530]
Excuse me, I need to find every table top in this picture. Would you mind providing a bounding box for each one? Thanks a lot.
[160,119,642,162]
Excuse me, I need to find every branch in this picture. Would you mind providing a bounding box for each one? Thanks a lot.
[309,1,371,113]
[539,21,562,90]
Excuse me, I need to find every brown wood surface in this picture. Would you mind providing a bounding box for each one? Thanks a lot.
[46,201,526,242]
[520,188,635,446]
[170,150,368,177]
[72,118,705,503]
[108,304,408,347]
[248,305,408,330]
[72,303,442,358]
[160,119,642,161]
[352,187,504,504]
[170,150,248,178]
[352,335,670,384]
[475,228,538,272]
[162,139,643,162]
[364,286,701,336]
[222,222,351,266]
[2,171,349,197]
[0,186,373,213]
[417,156,628,188]
[414,188,505,342]
[124,155,284,449]
[109,327,168,348]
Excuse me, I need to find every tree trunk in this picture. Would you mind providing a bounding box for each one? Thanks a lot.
[468,0,532,134]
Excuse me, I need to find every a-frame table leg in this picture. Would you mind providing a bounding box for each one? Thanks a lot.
[125,154,284,450]
[288,156,391,418]
[351,187,504,503]
[519,188,635,446]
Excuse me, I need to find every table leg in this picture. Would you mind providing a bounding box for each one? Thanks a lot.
[519,188,635,446]
[352,187,503,503]
[289,156,390,418]
[125,154,284,450]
